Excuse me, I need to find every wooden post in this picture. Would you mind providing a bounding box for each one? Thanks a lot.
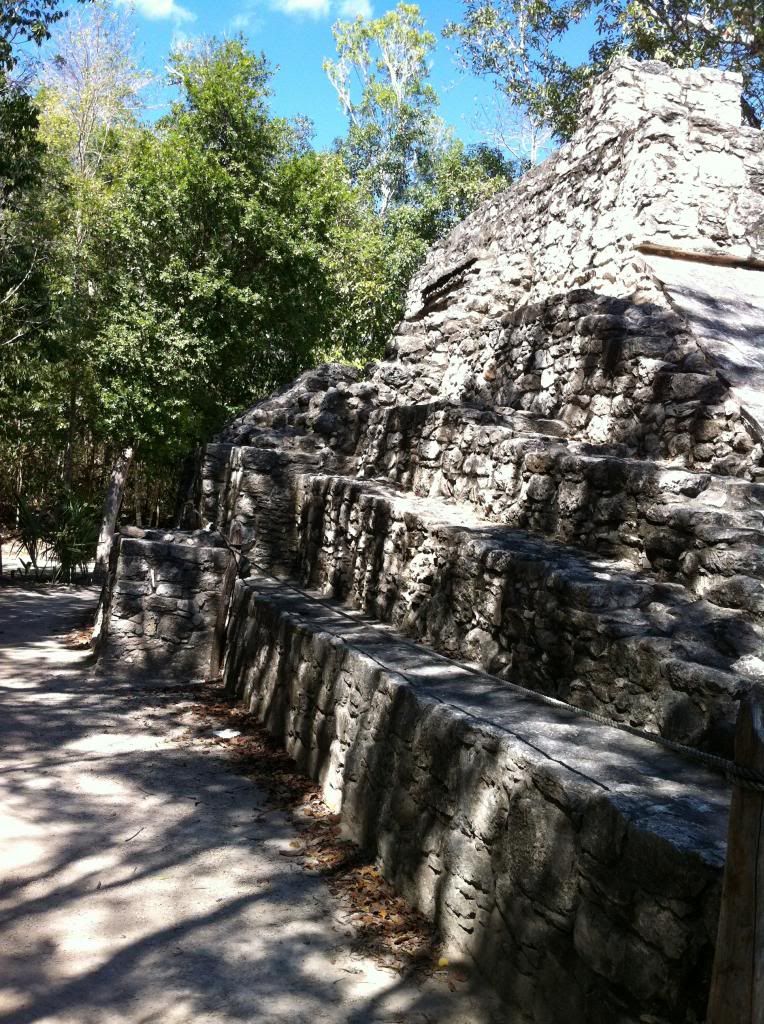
[94,446,134,582]
[707,686,764,1024]
[206,521,243,683]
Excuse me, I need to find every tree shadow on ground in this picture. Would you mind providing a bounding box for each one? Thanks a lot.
[0,587,488,1024]
[220,583,722,1024]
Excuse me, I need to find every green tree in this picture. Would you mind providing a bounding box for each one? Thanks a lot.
[33,2,148,567]
[94,39,390,522]
[0,0,92,521]
[325,4,513,353]
[6,32,410,542]
[446,0,763,141]
[0,1,95,224]
[0,0,93,354]
[98,40,316,447]
[324,2,439,217]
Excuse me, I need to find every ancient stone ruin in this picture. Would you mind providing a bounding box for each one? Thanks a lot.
[95,58,764,1022]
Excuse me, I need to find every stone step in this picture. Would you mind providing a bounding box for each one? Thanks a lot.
[204,411,764,622]
[293,474,764,755]
[223,573,727,1024]
[199,439,351,554]
[358,401,764,616]
[214,363,382,453]
[380,282,761,477]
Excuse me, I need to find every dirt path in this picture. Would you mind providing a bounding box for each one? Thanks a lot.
[0,586,498,1024]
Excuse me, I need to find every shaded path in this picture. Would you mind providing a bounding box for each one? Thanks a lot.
[0,586,496,1024]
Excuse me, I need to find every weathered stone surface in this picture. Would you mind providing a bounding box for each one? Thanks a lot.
[294,473,761,754]
[381,290,747,471]
[95,58,764,1017]
[645,255,764,448]
[382,59,764,478]
[96,533,229,676]
[223,576,727,1024]
[358,401,764,615]
[216,364,392,454]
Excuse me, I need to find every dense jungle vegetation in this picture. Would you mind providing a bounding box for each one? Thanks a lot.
[0,0,758,574]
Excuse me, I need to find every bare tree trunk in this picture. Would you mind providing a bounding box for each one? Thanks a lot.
[93,446,133,582]
[134,463,143,527]
[14,461,22,529]
[86,431,97,494]
[174,446,202,529]
[63,380,77,489]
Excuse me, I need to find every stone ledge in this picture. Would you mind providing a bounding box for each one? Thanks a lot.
[295,472,762,754]
[358,401,764,612]
[223,574,728,1023]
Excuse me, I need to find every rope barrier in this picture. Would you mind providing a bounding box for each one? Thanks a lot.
[215,533,764,794]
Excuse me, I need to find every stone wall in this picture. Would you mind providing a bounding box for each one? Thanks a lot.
[374,58,764,476]
[216,363,384,452]
[294,474,760,755]
[224,576,727,1024]
[381,289,755,474]
[406,60,762,313]
[96,529,230,677]
[358,401,764,616]
[192,379,764,753]
[205,445,322,577]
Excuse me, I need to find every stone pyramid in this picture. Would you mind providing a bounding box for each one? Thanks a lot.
[96,58,764,1022]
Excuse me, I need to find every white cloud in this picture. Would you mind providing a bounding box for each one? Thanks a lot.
[270,0,331,18]
[170,28,194,48]
[338,0,372,16]
[227,1,264,31]
[267,0,372,19]
[129,0,196,23]
[230,0,372,25]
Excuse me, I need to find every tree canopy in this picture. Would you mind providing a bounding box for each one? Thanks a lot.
[446,0,763,140]
[0,2,513,544]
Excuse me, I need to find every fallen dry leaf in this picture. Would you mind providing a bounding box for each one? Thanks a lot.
[185,681,443,975]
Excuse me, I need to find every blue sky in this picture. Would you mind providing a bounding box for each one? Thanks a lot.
[83,1,596,150]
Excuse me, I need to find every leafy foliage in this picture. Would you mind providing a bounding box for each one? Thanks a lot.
[14,493,48,577]
[47,492,99,580]
[0,0,90,76]
[0,6,514,546]
[446,0,764,139]
[0,0,91,356]
[323,3,513,355]
[96,41,382,461]
[13,490,98,580]
[325,3,440,217]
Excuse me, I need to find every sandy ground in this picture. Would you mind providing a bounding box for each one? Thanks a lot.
[0,585,502,1024]
[0,544,92,582]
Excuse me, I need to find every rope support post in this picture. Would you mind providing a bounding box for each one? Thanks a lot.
[206,520,243,683]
